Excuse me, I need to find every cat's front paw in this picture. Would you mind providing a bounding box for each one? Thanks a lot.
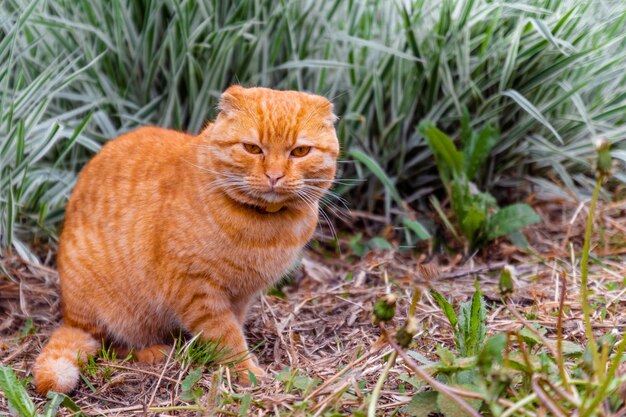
[134,344,170,364]
[233,360,266,386]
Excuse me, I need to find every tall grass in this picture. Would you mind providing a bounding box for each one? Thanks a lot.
[1,0,626,254]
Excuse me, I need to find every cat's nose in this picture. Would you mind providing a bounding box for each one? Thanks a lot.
[265,172,285,187]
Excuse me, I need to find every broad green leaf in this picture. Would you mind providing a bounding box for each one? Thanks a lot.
[460,205,486,246]
[57,393,83,415]
[498,267,514,296]
[0,366,37,417]
[466,289,486,356]
[507,231,530,249]
[181,367,203,393]
[487,204,541,240]
[437,393,482,417]
[402,390,439,417]
[292,375,321,393]
[367,237,393,251]
[238,393,251,417]
[463,123,499,181]
[547,340,585,356]
[44,393,65,417]
[419,121,464,185]
[519,326,547,348]
[430,290,458,328]
[477,334,507,373]
[397,373,424,390]
[276,368,293,382]
[402,217,431,240]
[436,345,456,366]
[407,351,436,366]
[349,233,367,257]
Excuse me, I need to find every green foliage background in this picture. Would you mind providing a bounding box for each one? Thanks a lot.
[2,0,626,256]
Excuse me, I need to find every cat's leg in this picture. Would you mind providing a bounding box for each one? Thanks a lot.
[231,295,263,368]
[232,295,254,325]
[179,296,264,384]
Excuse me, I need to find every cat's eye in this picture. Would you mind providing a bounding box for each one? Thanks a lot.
[291,146,311,158]
[243,143,262,154]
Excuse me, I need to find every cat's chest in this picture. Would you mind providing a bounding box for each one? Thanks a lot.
[177,207,316,292]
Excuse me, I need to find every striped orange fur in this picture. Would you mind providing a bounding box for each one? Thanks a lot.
[33,86,339,394]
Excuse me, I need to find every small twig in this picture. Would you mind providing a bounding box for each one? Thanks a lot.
[305,349,376,400]
[438,261,508,280]
[531,375,569,417]
[205,367,222,412]
[312,379,354,417]
[500,393,538,417]
[408,287,421,317]
[147,343,176,408]
[0,339,32,365]
[381,325,483,417]
[556,271,574,396]
[102,363,179,383]
[538,374,580,407]
[580,176,602,371]
[147,405,209,412]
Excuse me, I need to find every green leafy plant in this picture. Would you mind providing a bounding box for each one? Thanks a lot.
[348,232,394,257]
[276,368,321,396]
[180,367,204,403]
[420,120,540,250]
[431,287,487,358]
[0,365,84,417]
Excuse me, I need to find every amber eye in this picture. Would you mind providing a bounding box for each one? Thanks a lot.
[291,146,311,157]
[243,143,262,154]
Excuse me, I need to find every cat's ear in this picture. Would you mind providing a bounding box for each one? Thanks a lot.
[218,85,245,117]
[313,96,338,127]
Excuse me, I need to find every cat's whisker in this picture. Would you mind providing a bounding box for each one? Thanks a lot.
[296,190,338,244]
[301,185,350,209]
[302,178,364,185]
[302,192,350,223]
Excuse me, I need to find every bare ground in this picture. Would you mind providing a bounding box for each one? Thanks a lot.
[1,196,626,416]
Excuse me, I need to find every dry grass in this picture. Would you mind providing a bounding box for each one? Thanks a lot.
[1,195,626,415]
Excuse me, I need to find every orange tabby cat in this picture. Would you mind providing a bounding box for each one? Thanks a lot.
[33,86,339,394]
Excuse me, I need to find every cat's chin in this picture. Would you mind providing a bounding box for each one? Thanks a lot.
[221,190,293,214]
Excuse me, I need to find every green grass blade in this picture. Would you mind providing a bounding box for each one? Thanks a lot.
[0,365,38,417]
[501,89,563,144]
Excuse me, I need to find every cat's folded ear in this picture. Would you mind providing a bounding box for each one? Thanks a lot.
[312,95,338,127]
[218,85,245,117]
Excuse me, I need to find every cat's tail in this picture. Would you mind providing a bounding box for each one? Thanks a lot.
[33,324,100,395]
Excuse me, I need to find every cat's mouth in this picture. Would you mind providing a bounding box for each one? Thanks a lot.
[222,191,288,214]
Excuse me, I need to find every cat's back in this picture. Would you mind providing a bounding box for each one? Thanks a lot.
[65,126,192,212]
[59,127,195,271]
[79,126,193,176]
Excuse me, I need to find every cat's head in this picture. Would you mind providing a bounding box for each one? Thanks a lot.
[201,85,339,212]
